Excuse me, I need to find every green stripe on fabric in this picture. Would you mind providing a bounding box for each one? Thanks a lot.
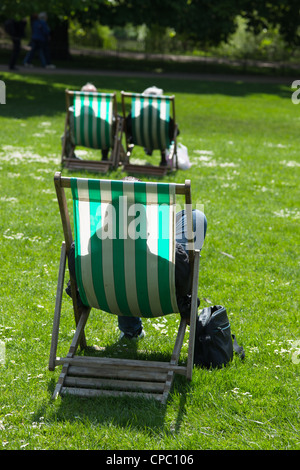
[139,96,145,148]
[88,179,110,313]
[88,94,94,148]
[70,178,89,307]
[144,98,154,150]
[79,94,85,146]
[133,181,153,317]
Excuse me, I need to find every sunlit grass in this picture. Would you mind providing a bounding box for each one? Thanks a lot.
[0,71,299,450]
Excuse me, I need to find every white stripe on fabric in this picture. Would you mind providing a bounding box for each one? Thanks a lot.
[107,98,113,146]
[74,96,81,145]
[99,97,107,149]
[159,100,167,149]
[169,201,179,312]
[76,179,99,309]
[133,98,142,145]
[123,182,140,316]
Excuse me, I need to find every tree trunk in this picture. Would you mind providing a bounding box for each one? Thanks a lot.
[49,17,70,61]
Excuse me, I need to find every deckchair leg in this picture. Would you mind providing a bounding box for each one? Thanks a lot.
[111,116,124,168]
[49,242,66,371]
[186,249,201,380]
[161,318,187,404]
[52,307,90,399]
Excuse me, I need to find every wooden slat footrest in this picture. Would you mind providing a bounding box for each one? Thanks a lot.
[63,158,112,173]
[61,387,164,401]
[53,356,187,403]
[55,356,187,375]
[123,163,170,176]
[64,375,165,393]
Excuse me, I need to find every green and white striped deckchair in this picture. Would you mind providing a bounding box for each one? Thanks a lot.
[121,91,178,175]
[49,172,200,403]
[61,90,122,173]
[71,91,114,150]
[130,94,171,151]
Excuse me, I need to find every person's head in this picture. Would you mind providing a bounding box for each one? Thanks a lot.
[143,86,163,96]
[38,12,47,21]
[122,176,140,182]
[81,82,97,92]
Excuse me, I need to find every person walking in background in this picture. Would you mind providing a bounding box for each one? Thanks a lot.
[23,12,55,69]
[4,17,27,70]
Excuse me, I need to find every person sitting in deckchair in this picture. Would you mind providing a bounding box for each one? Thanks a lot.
[125,86,179,167]
[66,186,207,340]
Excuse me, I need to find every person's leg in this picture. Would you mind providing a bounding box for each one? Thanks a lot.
[176,209,207,253]
[118,316,144,339]
[175,209,207,322]
[67,241,143,340]
[37,41,47,67]
[101,148,109,161]
[160,149,167,166]
[24,40,38,65]
[9,38,20,69]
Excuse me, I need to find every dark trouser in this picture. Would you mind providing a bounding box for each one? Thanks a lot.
[9,38,21,69]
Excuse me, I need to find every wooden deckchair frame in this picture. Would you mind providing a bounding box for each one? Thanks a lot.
[49,172,200,403]
[61,90,123,173]
[121,91,178,176]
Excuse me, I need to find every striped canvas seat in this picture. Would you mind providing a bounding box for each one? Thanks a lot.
[49,173,200,402]
[61,90,122,173]
[70,92,114,150]
[121,91,178,176]
[71,177,178,318]
[130,94,171,151]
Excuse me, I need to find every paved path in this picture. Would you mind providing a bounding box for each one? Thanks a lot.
[0,63,296,85]
[0,45,297,84]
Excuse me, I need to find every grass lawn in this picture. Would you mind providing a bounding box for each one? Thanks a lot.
[0,69,299,451]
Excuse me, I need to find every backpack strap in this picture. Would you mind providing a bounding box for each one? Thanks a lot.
[232,335,245,360]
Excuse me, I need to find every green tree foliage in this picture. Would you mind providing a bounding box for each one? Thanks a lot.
[1,0,299,49]
[99,0,241,46]
[0,0,107,21]
[240,0,300,46]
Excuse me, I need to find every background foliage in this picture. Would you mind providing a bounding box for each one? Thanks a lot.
[1,0,300,47]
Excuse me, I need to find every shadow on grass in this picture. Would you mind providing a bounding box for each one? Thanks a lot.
[1,71,292,121]
[42,343,193,436]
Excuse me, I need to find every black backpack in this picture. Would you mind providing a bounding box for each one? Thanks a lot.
[194,305,245,369]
